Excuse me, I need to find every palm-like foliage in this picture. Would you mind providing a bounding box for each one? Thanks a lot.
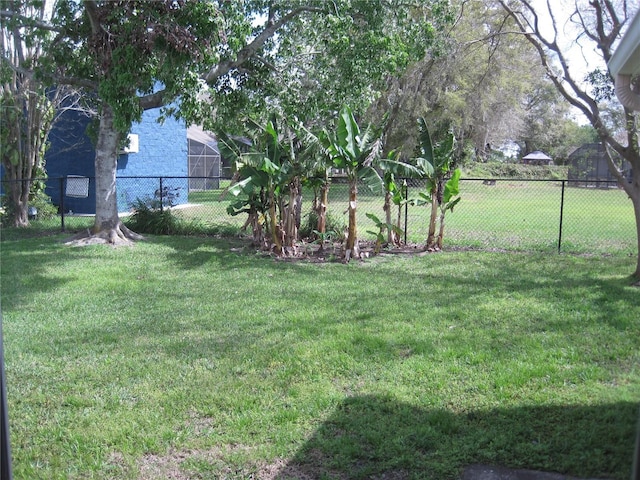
[413,117,461,250]
[321,105,384,261]
[217,116,296,253]
[219,115,326,254]
[292,122,333,238]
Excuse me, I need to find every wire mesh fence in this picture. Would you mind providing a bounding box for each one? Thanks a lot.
[2,175,637,255]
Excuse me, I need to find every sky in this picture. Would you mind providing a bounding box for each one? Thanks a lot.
[531,0,606,82]
[526,0,622,126]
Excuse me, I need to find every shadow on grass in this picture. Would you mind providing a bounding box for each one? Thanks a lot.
[0,235,101,312]
[144,235,339,274]
[276,395,637,480]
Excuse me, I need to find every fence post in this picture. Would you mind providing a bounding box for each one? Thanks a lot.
[404,179,408,245]
[558,180,566,254]
[159,177,164,213]
[1,312,13,480]
[59,177,65,232]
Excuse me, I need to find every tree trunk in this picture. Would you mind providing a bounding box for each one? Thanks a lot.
[1,89,50,228]
[5,179,30,228]
[283,177,300,248]
[293,177,303,232]
[384,190,395,244]
[316,181,329,234]
[436,207,446,250]
[602,132,640,280]
[426,191,439,249]
[345,178,359,261]
[3,113,33,226]
[630,187,640,279]
[396,204,403,242]
[68,103,142,245]
[243,205,264,247]
[268,184,282,254]
[94,104,121,232]
[617,152,640,280]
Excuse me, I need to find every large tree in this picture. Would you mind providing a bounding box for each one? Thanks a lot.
[53,0,223,243]
[370,0,547,161]
[498,0,640,278]
[205,2,453,134]
[2,0,451,244]
[0,0,78,227]
[518,81,599,162]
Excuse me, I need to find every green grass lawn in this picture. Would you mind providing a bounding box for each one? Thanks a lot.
[1,234,639,479]
[443,181,637,254]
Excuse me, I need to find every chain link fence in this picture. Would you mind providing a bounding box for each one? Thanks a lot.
[2,176,637,255]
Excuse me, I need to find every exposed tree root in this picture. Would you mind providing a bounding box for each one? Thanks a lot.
[64,222,143,247]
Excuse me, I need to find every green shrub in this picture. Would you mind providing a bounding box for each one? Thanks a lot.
[463,161,568,180]
[125,200,232,236]
[125,200,181,235]
[28,192,59,219]
[0,191,58,223]
[300,210,347,242]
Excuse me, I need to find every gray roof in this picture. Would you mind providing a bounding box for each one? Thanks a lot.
[522,150,552,160]
[187,125,219,152]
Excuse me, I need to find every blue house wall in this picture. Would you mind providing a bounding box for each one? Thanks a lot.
[117,109,188,212]
[45,112,96,214]
[45,107,187,214]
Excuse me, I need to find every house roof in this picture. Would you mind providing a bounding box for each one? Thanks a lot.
[568,143,604,158]
[609,9,640,76]
[187,125,219,152]
[522,151,552,160]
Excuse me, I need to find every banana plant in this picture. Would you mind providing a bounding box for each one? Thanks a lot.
[436,168,461,248]
[290,121,332,238]
[218,132,270,249]
[379,152,423,245]
[365,212,402,254]
[218,116,294,253]
[321,105,384,262]
[413,117,460,250]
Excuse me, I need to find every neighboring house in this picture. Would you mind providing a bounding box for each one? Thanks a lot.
[609,9,640,111]
[45,107,189,214]
[567,143,632,185]
[522,150,553,165]
[187,125,223,191]
[608,11,640,479]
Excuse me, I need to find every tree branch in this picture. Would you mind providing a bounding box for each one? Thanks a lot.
[204,6,325,84]
[0,58,99,89]
[138,90,166,110]
[499,2,599,118]
[253,54,279,73]
[498,0,636,193]
[0,9,62,32]
[82,0,102,35]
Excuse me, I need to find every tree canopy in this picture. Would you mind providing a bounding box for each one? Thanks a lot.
[368,0,596,163]
[1,0,452,243]
[0,0,88,227]
[203,1,454,132]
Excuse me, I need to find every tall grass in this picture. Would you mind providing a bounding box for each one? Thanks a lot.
[1,234,638,479]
